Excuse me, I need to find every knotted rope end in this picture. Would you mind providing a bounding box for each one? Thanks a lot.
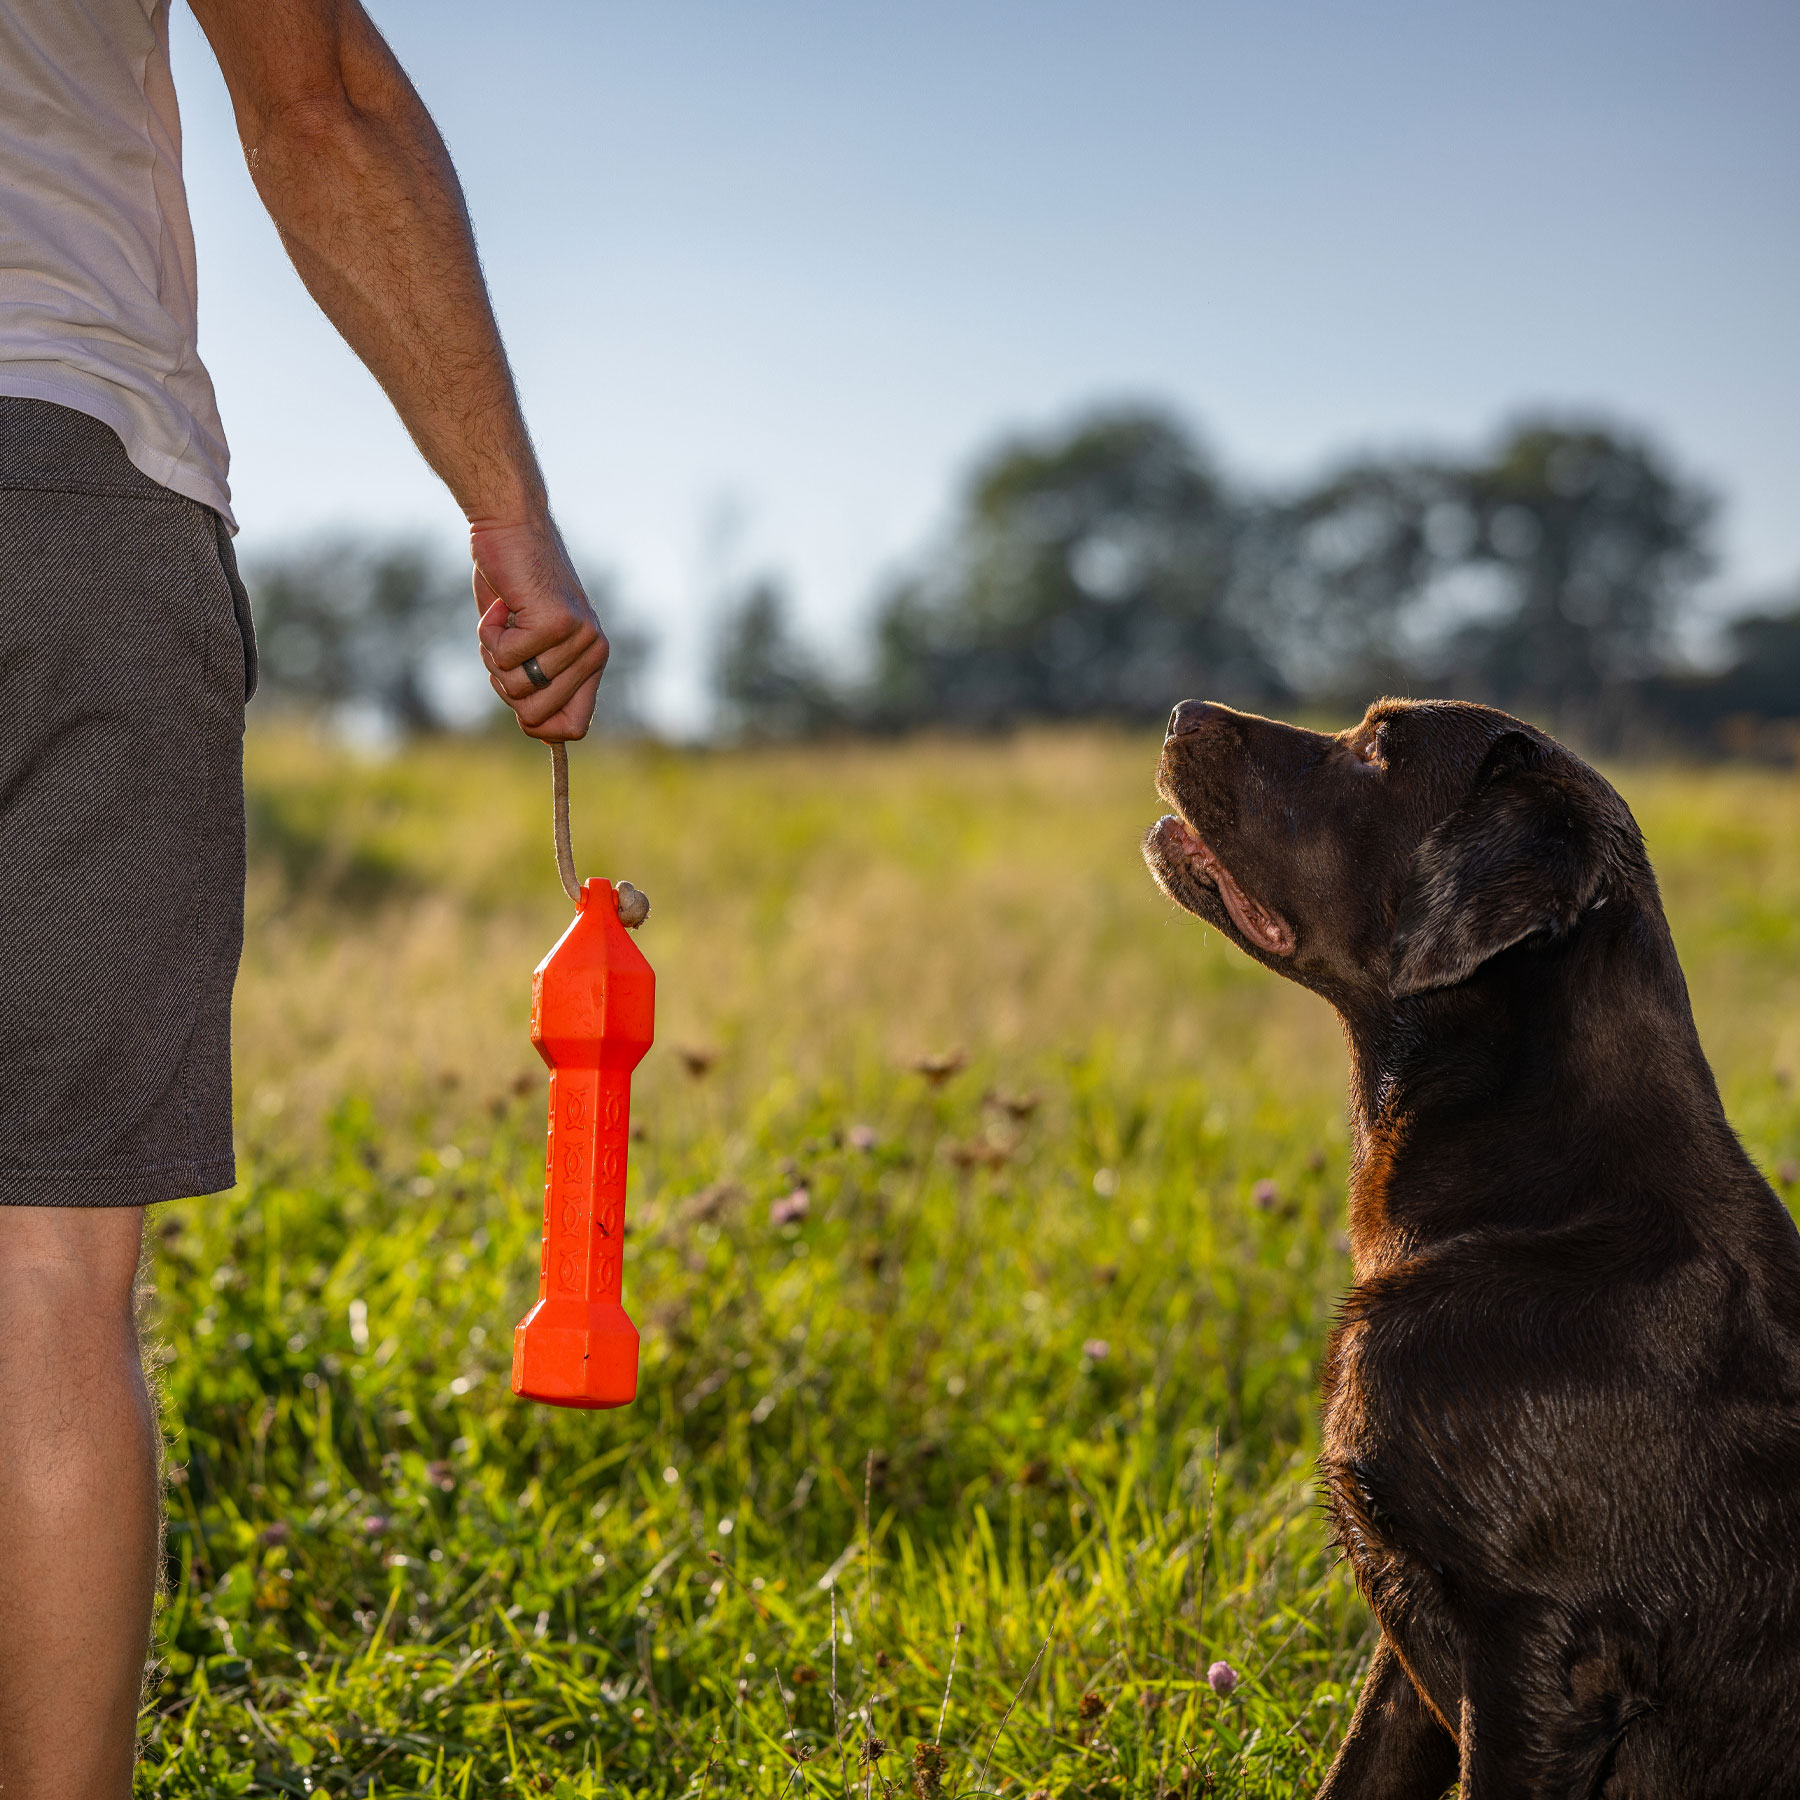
[615,881,651,929]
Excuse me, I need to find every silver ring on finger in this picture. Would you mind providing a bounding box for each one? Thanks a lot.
[522,655,552,691]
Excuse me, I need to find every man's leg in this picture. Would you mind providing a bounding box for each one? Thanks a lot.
[0,1206,156,1798]
[0,403,252,1793]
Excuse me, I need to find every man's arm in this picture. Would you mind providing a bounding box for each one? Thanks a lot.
[187,0,606,740]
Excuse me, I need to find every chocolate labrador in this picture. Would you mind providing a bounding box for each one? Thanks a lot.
[1144,698,1800,1798]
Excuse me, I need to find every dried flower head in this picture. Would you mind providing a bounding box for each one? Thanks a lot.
[1076,1691,1105,1721]
[681,1182,744,1225]
[770,1188,811,1227]
[910,1742,949,1799]
[909,1049,967,1087]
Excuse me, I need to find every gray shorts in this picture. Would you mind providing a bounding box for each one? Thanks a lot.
[0,399,255,1206]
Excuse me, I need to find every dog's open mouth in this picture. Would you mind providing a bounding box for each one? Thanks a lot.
[1151,814,1296,957]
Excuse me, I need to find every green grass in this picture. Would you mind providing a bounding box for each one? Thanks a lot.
[138,729,1800,1796]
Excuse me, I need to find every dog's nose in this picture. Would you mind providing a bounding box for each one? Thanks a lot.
[1167,699,1224,740]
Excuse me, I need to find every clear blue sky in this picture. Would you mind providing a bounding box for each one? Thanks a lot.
[170,0,1800,729]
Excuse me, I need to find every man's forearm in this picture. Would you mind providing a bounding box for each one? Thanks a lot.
[193,0,610,740]
[194,0,545,528]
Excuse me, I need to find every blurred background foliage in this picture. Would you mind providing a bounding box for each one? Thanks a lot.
[865,412,1278,731]
[245,540,654,746]
[243,402,1800,757]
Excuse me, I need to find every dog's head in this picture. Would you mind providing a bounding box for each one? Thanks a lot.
[1143,698,1649,1013]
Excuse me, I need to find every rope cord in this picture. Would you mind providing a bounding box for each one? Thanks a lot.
[551,741,580,903]
[549,741,649,926]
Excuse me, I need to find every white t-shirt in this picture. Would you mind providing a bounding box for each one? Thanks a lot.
[0,0,233,527]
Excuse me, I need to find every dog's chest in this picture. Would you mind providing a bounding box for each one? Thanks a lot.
[1319,1329,1404,1559]
[1317,1309,1481,1588]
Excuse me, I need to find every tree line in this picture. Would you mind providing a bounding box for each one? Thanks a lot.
[244,404,1800,752]
[241,537,652,740]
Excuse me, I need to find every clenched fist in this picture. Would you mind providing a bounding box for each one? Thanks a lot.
[473,516,610,742]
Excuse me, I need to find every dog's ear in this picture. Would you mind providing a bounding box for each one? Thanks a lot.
[1390,732,1621,998]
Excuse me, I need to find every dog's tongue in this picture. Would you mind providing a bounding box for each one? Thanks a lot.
[1179,823,1296,956]
[1212,861,1296,956]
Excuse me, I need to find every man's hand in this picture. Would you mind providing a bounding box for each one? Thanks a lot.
[473,519,609,741]
[189,0,608,740]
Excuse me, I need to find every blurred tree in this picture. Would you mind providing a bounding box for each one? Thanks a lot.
[1249,420,1717,728]
[1643,587,1800,752]
[867,407,1284,728]
[1246,456,1458,701]
[250,537,464,733]
[713,577,844,740]
[247,536,649,738]
[1710,602,1800,717]
[1438,420,1715,727]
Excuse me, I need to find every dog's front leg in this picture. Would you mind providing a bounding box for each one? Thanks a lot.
[1316,1636,1459,1800]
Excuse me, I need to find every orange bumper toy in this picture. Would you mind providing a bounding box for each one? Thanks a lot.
[511,855,655,1409]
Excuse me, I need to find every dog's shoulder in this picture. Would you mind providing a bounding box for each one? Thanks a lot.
[1324,1206,1800,1544]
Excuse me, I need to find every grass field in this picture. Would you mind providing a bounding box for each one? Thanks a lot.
[137,727,1800,1796]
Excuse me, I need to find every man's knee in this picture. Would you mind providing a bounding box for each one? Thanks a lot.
[0,1206,145,1332]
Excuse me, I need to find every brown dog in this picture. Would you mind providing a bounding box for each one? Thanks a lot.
[1144,698,1800,1798]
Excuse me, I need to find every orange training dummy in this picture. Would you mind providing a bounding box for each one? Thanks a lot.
[511,873,655,1408]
